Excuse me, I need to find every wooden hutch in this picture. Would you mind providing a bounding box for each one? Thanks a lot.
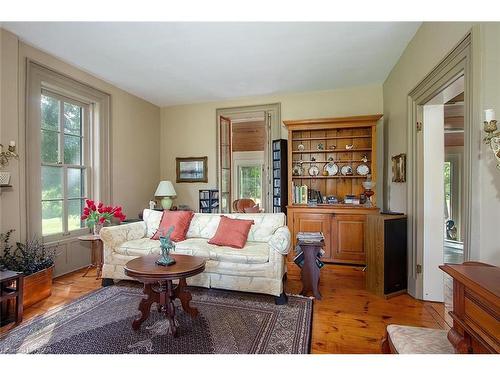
[284,115,382,265]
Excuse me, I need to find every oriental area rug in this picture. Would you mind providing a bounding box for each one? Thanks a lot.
[0,285,312,354]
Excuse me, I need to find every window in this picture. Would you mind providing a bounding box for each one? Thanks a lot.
[238,165,262,205]
[40,90,89,237]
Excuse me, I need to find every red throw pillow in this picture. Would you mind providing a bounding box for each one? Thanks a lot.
[208,215,254,249]
[151,210,194,242]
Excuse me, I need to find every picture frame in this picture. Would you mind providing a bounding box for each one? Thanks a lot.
[391,153,406,183]
[176,156,208,183]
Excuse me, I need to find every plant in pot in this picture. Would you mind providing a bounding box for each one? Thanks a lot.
[0,229,57,308]
[81,199,126,235]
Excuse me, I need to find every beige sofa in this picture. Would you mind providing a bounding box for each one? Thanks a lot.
[100,209,291,303]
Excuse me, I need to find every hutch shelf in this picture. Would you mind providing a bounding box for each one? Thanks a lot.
[284,115,382,265]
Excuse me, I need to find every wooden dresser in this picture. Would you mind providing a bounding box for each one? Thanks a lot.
[439,263,500,353]
[284,115,382,265]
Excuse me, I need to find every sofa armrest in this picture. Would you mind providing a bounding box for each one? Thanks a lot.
[100,222,147,251]
[268,226,291,255]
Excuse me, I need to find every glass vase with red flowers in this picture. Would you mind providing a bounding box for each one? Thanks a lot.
[80,199,126,235]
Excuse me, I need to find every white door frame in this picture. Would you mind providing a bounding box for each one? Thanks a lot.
[407,34,475,299]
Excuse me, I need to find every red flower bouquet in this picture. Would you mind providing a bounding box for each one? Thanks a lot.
[81,200,126,234]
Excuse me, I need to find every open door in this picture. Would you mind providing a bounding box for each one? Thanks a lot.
[219,116,232,213]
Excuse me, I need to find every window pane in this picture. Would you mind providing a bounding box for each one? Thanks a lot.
[239,166,262,205]
[41,166,63,200]
[64,134,82,165]
[42,200,63,235]
[41,129,60,163]
[68,168,84,198]
[64,102,82,135]
[41,94,59,131]
[68,199,85,231]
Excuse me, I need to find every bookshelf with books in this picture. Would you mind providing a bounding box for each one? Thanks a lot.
[284,115,382,265]
[272,139,288,214]
[199,189,219,213]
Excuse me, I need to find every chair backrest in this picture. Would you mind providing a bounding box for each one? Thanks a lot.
[233,199,256,213]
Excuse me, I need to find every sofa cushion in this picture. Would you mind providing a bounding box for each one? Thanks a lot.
[143,209,163,238]
[173,238,211,260]
[186,212,286,242]
[174,238,268,264]
[207,241,269,264]
[208,216,254,249]
[115,238,161,257]
[151,210,194,242]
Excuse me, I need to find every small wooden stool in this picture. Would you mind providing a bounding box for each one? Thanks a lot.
[381,324,455,354]
[297,239,324,300]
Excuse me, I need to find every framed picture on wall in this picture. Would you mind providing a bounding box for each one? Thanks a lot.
[391,153,406,183]
[176,156,208,183]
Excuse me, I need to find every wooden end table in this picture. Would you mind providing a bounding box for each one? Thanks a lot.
[78,234,103,279]
[124,254,205,337]
[0,270,24,326]
[297,239,325,300]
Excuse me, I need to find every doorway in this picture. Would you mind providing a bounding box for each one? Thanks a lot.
[420,75,465,302]
[216,104,281,213]
[407,35,473,301]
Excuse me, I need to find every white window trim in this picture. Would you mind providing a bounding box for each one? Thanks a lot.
[26,60,111,242]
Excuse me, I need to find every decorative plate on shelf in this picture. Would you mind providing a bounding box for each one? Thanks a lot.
[292,163,303,176]
[324,162,339,176]
[340,165,353,176]
[297,143,305,151]
[356,164,370,176]
[308,165,320,176]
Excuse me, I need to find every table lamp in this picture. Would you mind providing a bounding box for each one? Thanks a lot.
[155,181,176,210]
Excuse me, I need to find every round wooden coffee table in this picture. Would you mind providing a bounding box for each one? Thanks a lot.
[124,254,205,337]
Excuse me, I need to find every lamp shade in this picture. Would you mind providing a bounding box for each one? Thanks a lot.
[154,181,176,197]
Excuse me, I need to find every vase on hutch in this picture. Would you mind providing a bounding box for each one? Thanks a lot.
[92,223,103,236]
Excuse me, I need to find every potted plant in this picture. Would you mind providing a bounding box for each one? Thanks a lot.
[81,199,126,235]
[0,229,57,308]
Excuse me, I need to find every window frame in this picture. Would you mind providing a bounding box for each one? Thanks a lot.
[40,89,92,242]
[26,60,111,244]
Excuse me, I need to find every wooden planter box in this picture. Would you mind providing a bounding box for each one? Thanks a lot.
[23,266,54,308]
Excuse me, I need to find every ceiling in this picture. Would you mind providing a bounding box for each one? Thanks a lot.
[2,22,421,107]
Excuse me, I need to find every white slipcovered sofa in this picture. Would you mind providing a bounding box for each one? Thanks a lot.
[100,209,291,302]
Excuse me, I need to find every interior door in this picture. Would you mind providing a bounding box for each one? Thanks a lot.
[219,116,232,213]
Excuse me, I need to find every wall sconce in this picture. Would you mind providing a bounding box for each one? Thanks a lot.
[483,109,500,170]
[0,141,19,168]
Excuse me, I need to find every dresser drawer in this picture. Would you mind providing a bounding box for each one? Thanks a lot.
[464,290,500,353]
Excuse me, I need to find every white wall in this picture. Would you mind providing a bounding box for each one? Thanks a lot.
[160,85,383,210]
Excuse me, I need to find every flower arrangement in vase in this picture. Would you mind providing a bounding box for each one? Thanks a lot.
[81,199,126,235]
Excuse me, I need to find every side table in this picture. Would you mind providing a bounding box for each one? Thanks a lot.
[0,270,24,326]
[78,234,103,279]
[297,239,325,300]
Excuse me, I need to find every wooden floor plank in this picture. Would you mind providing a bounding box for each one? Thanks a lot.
[1,264,448,353]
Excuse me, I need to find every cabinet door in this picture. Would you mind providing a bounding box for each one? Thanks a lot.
[332,214,366,264]
[292,213,332,261]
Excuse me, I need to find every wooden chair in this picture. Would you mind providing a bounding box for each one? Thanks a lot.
[232,199,257,213]
[381,324,455,354]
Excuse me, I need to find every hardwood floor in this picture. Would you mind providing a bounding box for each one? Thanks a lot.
[1,264,449,353]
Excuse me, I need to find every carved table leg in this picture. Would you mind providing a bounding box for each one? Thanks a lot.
[176,278,198,317]
[164,280,178,337]
[132,283,155,330]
